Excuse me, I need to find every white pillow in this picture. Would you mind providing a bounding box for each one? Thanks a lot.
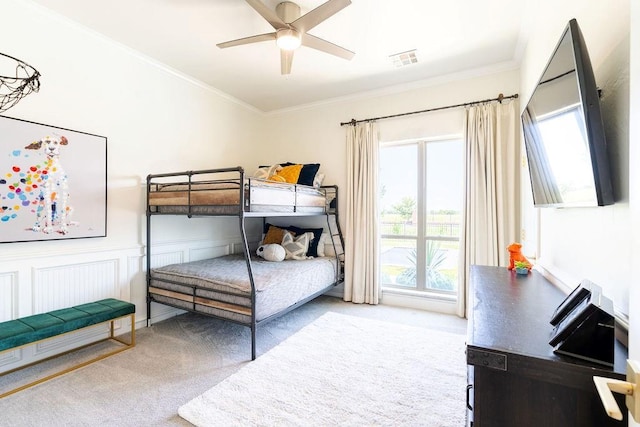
[253,164,282,180]
[317,233,339,257]
[281,231,313,260]
[324,240,336,257]
[316,233,328,257]
[313,172,325,188]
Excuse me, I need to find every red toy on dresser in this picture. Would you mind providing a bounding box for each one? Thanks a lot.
[507,243,532,270]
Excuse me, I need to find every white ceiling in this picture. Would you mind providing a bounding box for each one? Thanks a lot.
[30,0,530,113]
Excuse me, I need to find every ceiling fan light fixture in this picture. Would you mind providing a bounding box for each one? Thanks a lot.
[276,28,301,50]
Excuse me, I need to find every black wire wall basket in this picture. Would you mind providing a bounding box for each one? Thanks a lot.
[0,52,41,113]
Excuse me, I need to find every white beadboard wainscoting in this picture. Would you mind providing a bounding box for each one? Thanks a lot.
[0,245,143,372]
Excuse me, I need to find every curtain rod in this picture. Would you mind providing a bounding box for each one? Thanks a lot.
[340,93,519,127]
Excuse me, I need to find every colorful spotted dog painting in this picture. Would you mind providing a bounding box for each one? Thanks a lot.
[0,116,107,243]
[2,136,73,234]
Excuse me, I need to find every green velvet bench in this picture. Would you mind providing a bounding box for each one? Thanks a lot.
[0,298,135,398]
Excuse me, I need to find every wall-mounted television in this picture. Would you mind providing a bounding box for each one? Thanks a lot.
[521,18,614,207]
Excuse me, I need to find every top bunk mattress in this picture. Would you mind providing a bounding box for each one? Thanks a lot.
[147,178,326,215]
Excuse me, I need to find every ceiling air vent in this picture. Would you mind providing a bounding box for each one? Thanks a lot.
[389,50,418,68]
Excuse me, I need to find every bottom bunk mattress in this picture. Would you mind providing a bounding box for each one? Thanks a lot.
[149,254,338,323]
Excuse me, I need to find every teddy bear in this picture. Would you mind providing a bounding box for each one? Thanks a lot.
[256,244,286,262]
[507,242,532,270]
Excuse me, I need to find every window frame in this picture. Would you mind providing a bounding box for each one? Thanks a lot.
[379,135,462,295]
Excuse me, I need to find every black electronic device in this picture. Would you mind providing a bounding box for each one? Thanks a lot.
[521,18,614,207]
[550,279,601,326]
[549,284,615,367]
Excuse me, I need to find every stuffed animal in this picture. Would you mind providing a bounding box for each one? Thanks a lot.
[256,244,286,262]
[507,243,532,270]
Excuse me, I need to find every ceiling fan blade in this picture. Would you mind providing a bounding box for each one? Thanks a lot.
[281,49,294,75]
[217,32,276,49]
[245,0,287,29]
[301,34,355,60]
[292,0,351,33]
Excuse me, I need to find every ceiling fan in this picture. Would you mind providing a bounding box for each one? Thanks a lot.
[217,0,355,75]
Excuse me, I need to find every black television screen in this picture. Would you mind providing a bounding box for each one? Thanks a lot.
[521,19,614,207]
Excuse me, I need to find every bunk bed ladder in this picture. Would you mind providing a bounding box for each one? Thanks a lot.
[324,185,345,283]
[237,168,259,361]
[324,216,343,284]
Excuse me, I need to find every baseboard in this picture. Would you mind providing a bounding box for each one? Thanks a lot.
[326,284,459,316]
[146,303,186,326]
[381,290,458,315]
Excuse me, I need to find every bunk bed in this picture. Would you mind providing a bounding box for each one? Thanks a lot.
[146,167,344,360]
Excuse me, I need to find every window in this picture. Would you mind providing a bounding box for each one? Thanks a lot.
[379,137,463,295]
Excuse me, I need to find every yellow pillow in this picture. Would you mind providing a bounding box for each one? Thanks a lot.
[276,164,303,184]
[268,174,287,183]
[263,226,285,245]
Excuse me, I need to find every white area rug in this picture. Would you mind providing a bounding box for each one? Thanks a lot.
[179,312,467,427]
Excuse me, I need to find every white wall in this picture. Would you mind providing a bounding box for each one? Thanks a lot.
[0,0,264,369]
[518,1,631,322]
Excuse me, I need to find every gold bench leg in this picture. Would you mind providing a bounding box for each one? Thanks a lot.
[0,313,136,399]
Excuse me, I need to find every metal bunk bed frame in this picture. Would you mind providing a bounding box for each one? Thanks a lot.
[145,166,344,360]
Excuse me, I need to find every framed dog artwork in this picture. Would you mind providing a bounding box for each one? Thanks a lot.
[0,115,107,243]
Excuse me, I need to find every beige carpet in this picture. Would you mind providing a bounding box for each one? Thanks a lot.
[179,311,467,427]
[0,296,466,426]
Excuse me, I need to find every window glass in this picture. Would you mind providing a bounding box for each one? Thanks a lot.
[380,138,462,294]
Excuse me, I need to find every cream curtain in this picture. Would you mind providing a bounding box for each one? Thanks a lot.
[344,122,380,304]
[458,100,520,316]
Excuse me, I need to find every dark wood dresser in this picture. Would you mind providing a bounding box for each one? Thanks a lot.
[466,265,628,426]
